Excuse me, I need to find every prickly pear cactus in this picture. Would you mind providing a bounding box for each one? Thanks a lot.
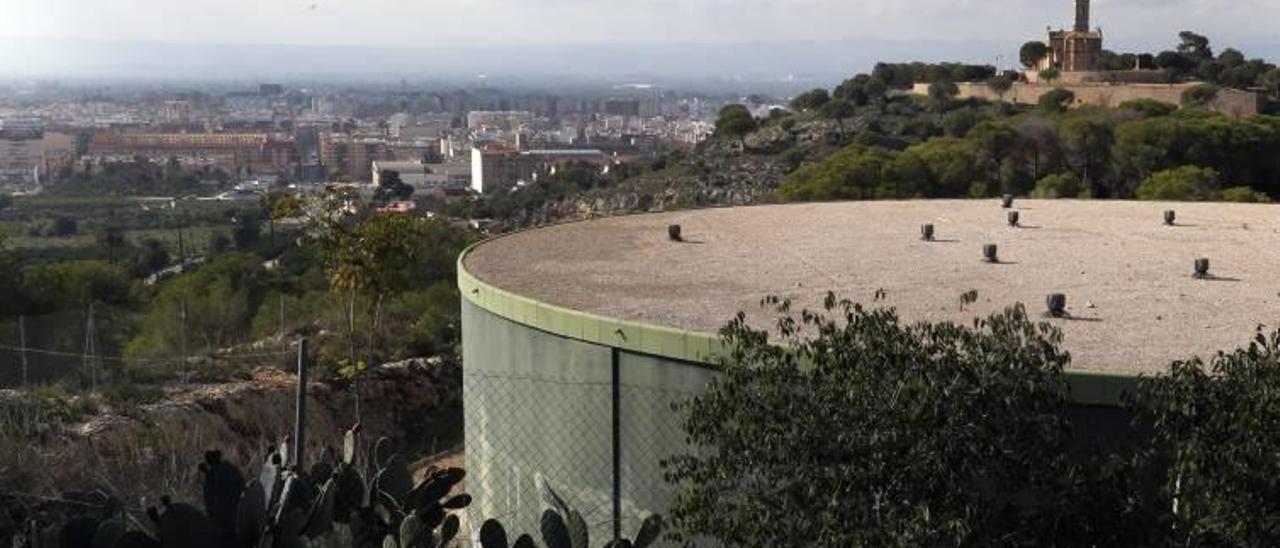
[236,479,267,547]
[479,519,509,548]
[303,478,337,539]
[396,511,425,548]
[154,499,220,548]
[200,450,245,535]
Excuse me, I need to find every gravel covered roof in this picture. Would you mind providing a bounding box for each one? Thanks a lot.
[465,199,1280,374]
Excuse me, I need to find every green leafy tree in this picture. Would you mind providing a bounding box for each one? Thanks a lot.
[817,98,856,132]
[863,77,889,103]
[1263,69,1280,98]
[1038,88,1075,113]
[1039,67,1062,83]
[309,188,471,422]
[23,261,133,315]
[714,104,758,146]
[986,74,1015,100]
[1060,117,1114,196]
[1212,186,1270,203]
[1181,83,1221,108]
[968,120,1022,193]
[1156,50,1196,79]
[1112,114,1280,197]
[1015,116,1066,181]
[833,75,872,105]
[904,137,979,197]
[268,191,304,246]
[1217,47,1245,68]
[209,232,232,254]
[1119,99,1178,118]
[0,233,25,317]
[373,170,415,203]
[666,296,1130,547]
[271,192,304,220]
[1020,41,1050,68]
[124,253,262,359]
[1136,165,1220,200]
[927,80,960,113]
[1031,172,1084,199]
[779,145,896,201]
[789,88,831,112]
[232,211,262,250]
[96,226,127,265]
[942,108,989,138]
[1129,327,1280,546]
[1177,30,1214,62]
[130,238,171,277]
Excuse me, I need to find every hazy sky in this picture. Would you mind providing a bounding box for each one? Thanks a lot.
[2,0,1277,50]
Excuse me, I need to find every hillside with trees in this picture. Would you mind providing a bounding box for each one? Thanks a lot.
[455,33,1280,233]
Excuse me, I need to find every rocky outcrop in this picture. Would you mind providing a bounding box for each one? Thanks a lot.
[493,154,787,231]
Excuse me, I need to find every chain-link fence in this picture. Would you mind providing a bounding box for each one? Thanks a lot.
[0,306,298,393]
[461,350,715,546]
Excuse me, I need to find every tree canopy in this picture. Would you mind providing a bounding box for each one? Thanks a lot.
[714,104,758,143]
[666,296,1147,547]
[1020,41,1049,68]
[789,88,831,112]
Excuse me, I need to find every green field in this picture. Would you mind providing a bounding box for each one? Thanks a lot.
[5,195,270,262]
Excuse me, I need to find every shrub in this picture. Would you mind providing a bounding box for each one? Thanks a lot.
[789,88,831,112]
[1136,166,1220,201]
[1031,172,1084,198]
[1038,88,1076,113]
[777,146,807,173]
[1130,328,1280,546]
[942,108,990,138]
[1181,83,1221,108]
[101,383,166,410]
[665,295,1115,546]
[1212,186,1270,203]
[1119,98,1178,118]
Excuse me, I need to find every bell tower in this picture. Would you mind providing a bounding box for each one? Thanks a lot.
[1073,0,1090,32]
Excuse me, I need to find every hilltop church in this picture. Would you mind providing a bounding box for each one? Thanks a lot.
[1037,0,1104,74]
[915,0,1261,116]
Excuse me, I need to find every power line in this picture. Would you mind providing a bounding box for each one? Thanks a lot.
[0,343,293,364]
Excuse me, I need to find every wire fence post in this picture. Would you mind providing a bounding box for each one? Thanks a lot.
[18,314,28,389]
[294,337,308,471]
[83,302,98,394]
[611,348,622,542]
[179,299,189,381]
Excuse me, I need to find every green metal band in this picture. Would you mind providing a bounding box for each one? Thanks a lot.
[459,239,726,364]
[458,237,1140,406]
